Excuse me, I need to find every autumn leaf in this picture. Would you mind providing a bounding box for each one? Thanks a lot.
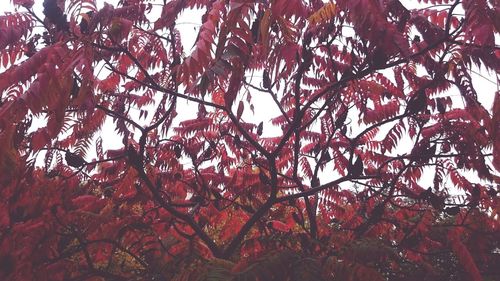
[256,121,263,136]
[1,1,497,280]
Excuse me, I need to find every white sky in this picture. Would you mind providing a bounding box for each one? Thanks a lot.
[1,0,495,112]
[1,0,497,191]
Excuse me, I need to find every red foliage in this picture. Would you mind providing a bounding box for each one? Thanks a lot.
[0,0,499,280]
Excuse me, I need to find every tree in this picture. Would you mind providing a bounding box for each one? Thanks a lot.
[0,0,499,280]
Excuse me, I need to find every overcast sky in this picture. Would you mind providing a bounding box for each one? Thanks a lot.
[1,0,497,190]
[1,0,495,106]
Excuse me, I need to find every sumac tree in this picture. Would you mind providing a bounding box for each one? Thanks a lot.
[0,0,499,280]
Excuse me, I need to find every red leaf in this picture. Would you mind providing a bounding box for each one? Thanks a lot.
[12,0,34,8]
[448,229,483,281]
[268,220,291,232]
[237,100,244,120]
[31,129,51,151]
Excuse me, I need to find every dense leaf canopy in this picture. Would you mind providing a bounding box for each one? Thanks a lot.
[0,0,499,280]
